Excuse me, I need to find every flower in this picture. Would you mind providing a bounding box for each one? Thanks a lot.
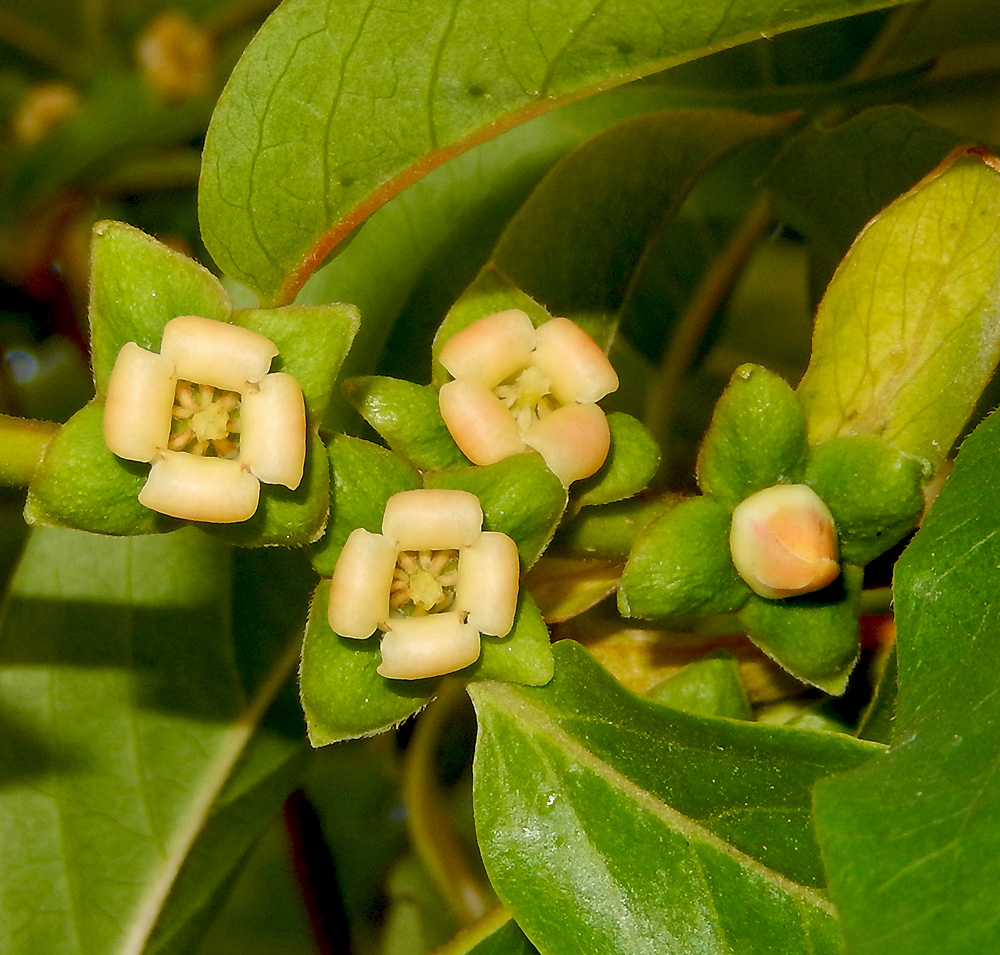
[729,483,840,599]
[328,488,520,680]
[437,309,619,485]
[103,314,306,523]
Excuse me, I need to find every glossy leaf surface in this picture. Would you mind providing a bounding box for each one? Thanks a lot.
[470,640,880,955]
[815,406,1000,954]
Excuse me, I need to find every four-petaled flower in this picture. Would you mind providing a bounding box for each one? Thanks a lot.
[328,488,519,680]
[103,314,306,523]
[438,309,619,485]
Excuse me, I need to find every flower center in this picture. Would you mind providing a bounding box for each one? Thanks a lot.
[169,379,241,457]
[494,365,560,431]
[390,549,460,617]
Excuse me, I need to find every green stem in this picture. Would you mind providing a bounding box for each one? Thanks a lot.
[644,190,774,456]
[402,680,492,926]
[0,11,91,79]
[0,415,57,486]
[433,905,515,955]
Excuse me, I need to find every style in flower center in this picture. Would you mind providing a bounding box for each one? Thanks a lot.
[169,379,242,457]
[494,365,560,431]
[390,549,460,617]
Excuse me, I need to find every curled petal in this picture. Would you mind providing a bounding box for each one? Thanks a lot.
[456,531,519,636]
[240,372,307,489]
[730,483,840,599]
[377,613,481,679]
[523,403,611,485]
[328,529,398,639]
[439,378,526,466]
[138,452,259,522]
[382,488,483,550]
[531,318,619,404]
[161,315,278,392]
[438,309,536,386]
[103,343,175,462]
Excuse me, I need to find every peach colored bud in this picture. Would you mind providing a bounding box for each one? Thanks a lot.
[730,484,839,599]
[11,82,81,145]
[136,11,214,103]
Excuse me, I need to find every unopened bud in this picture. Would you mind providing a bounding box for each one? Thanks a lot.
[730,484,839,599]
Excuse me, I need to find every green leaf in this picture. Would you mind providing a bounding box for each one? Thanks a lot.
[738,565,862,694]
[551,497,672,561]
[697,363,808,509]
[89,220,230,394]
[648,650,752,720]
[343,376,469,471]
[310,434,421,576]
[575,413,660,508]
[200,0,913,303]
[619,496,749,618]
[300,579,436,745]
[24,400,179,535]
[0,527,308,955]
[425,454,568,569]
[815,405,1000,954]
[231,303,360,424]
[797,150,1000,474]
[469,640,880,955]
[804,435,924,565]
[487,110,796,341]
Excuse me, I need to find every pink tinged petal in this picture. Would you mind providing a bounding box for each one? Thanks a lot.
[103,343,176,461]
[160,315,278,392]
[523,403,611,485]
[456,531,519,636]
[240,372,306,489]
[328,529,398,639]
[138,452,259,522]
[382,488,483,550]
[438,309,536,386]
[730,484,840,599]
[377,613,481,680]
[439,378,526,465]
[531,318,619,404]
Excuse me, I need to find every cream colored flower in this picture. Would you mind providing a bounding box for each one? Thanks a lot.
[103,314,306,523]
[729,484,840,599]
[438,310,619,485]
[328,488,519,680]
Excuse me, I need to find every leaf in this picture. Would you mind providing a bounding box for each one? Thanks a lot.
[310,434,422,576]
[425,454,568,569]
[199,0,913,303]
[343,376,469,471]
[804,435,924,565]
[618,496,749,618]
[796,149,1000,474]
[697,363,808,510]
[523,556,622,623]
[738,565,862,695]
[551,497,672,561]
[0,527,308,955]
[648,650,752,721]
[469,640,881,955]
[574,413,660,508]
[814,405,1000,954]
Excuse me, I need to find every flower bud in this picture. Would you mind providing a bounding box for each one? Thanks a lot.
[729,484,839,599]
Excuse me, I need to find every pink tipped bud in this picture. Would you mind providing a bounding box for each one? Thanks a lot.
[730,484,839,599]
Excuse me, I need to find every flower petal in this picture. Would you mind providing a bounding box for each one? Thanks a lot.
[160,315,278,392]
[328,528,398,639]
[438,309,536,386]
[439,377,526,466]
[138,452,260,522]
[523,403,611,485]
[377,613,481,679]
[531,318,619,404]
[103,343,175,462]
[240,372,307,489]
[456,531,519,636]
[382,488,483,550]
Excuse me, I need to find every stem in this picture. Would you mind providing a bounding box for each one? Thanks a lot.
[0,11,91,79]
[432,905,514,955]
[644,190,774,454]
[0,414,58,486]
[402,681,492,926]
